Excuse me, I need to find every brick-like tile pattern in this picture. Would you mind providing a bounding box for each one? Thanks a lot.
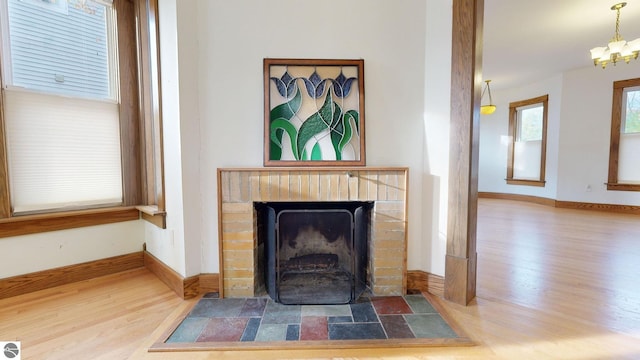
[219,168,408,297]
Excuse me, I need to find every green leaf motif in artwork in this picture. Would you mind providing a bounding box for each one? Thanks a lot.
[270,118,299,160]
[310,142,323,160]
[269,88,301,160]
[297,90,336,160]
[270,86,360,161]
[337,110,359,159]
[326,101,342,160]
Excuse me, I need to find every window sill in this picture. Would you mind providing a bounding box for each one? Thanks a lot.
[0,206,165,239]
[136,205,167,229]
[606,183,640,192]
[506,179,546,187]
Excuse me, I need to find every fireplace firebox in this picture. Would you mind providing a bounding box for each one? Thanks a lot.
[255,201,373,305]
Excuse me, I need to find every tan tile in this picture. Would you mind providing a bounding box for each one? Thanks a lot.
[320,173,331,200]
[300,172,310,200]
[374,221,406,232]
[372,256,404,268]
[259,172,271,200]
[309,171,320,200]
[279,172,290,200]
[250,171,260,201]
[221,221,254,233]
[222,202,252,213]
[223,257,253,270]
[222,249,253,261]
[223,239,254,250]
[358,173,368,200]
[223,269,254,278]
[229,171,242,202]
[222,212,253,223]
[373,267,404,277]
[374,239,406,249]
[239,171,251,201]
[328,173,340,200]
[289,171,301,201]
[372,276,404,286]
[373,230,407,241]
[269,172,280,200]
[348,173,359,200]
[338,173,349,200]
[220,171,230,202]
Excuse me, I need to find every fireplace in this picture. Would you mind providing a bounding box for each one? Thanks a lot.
[256,201,372,304]
[217,168,408,299]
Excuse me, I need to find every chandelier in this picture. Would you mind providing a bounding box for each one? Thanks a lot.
[590,2,640,69]
[480,80,496,115]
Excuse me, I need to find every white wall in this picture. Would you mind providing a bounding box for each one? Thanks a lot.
[479,64,640,206]
[0,221,143,278]
[557,64,640,205]
[423,0,452,276]
[192,0,429,274]
[0,0,455,280]
[147,0,452,278]
[479,75,563,199]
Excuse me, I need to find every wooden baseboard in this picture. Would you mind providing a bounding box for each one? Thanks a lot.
[143,251,220,299]
[478,192,556,207]
[407,270,444,298]
[555,200,640,214]
[479,192,640,215]
[0,251,435,301]
[0,252,144,300]
[199,273,220,294]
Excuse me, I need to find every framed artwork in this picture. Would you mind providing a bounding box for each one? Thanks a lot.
[263,58,365,167]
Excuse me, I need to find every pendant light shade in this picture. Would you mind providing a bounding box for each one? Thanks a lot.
[480,80,496,115]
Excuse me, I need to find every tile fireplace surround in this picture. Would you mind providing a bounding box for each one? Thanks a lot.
[217,167,408,299]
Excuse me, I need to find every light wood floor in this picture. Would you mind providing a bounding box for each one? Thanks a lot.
[1,199,639,359]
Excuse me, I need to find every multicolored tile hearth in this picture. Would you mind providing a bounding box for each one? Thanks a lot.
[165,293,462,343]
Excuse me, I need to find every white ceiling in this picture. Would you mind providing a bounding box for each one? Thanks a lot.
[483,0,640,90]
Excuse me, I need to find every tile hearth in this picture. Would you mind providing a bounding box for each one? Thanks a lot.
[164,293,460,344]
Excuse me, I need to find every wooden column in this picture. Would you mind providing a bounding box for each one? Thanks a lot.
[445,0,483,305]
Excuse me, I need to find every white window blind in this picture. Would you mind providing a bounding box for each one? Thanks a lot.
[4,89,123,214]
[618,133,640,183]
[618,87,640,183]
[513,104,543,180]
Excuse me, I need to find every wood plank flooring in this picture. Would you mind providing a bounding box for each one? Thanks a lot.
[1,198,639,359]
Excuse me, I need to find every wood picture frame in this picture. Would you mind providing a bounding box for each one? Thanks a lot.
[263,58,365,167]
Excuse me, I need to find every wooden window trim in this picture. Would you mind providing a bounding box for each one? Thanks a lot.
[0,0,165,237]
[0,207,140,238]
[506,94,549,186]
[506,179,546,187]
[607,78,640,192]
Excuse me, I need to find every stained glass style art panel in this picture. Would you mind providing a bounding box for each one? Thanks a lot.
[264,59,365,166]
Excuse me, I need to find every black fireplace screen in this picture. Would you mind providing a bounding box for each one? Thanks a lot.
[256,202,371,305]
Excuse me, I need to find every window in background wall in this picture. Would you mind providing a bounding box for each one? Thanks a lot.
[1,0,122,214]
[0,0,166,236]
[506,95,548,187]
[608,78,640,191]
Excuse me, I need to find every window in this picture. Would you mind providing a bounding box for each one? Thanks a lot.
[0,0,165,236]
[506,95,548,187]
[608,78,640,191]
[2,0,122,214]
